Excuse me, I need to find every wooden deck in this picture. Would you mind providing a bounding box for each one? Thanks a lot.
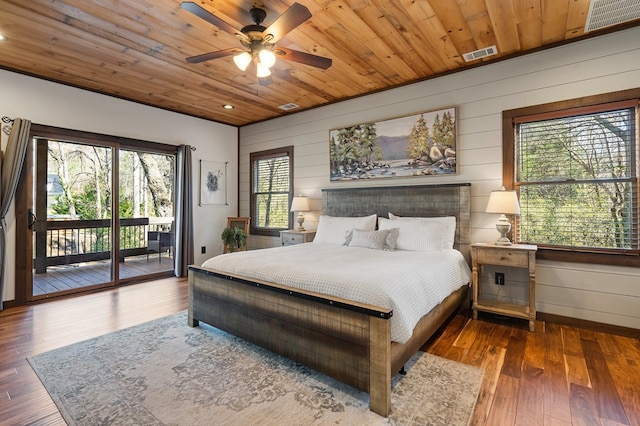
[33,254,174,297]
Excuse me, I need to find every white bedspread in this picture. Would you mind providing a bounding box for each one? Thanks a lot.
[201,243,471,343]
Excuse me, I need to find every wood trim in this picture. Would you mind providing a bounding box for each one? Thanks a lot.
[29,124,179,154]
[537,311,640,340]
[12,142,32,308]
[249,146,294,237]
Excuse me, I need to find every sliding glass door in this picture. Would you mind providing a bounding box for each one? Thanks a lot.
[23,128,177,301]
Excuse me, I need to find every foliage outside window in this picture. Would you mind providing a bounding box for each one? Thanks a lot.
[504,92,640,266]
[250,146,293,236]
[31,124,177,266]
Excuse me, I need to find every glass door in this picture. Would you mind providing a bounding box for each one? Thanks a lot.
[29,141,176,300]
[32,139,115,299]
[118,149,175,278]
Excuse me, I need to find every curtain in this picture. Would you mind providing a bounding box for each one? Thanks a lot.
[174,144,194,277]
[0,118,31,309]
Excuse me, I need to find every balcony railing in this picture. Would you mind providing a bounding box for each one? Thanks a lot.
[34,217,174,274]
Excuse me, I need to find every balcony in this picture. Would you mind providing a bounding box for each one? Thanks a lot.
[33,217,174,297]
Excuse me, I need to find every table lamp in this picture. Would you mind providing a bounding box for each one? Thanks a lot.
[290,195,310,231]
[485,187,521,245]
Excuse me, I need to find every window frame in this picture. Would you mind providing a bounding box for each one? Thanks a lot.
[249,146,294,237]
[503,89,640,267]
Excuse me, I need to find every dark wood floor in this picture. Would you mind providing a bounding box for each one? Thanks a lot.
[1,278,638,425]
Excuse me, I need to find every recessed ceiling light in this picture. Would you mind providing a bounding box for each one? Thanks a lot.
[222,104,234,109]
[0,34,7,41]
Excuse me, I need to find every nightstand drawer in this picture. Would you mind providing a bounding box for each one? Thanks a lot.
[280,230,316,246]
[476,247,529,268]
[282,233,304,245]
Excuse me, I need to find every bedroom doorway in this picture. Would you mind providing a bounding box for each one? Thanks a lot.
[16,126,177,303]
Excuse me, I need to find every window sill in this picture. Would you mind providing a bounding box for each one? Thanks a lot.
[535,248,640,267]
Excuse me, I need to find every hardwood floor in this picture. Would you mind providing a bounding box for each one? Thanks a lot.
[423,312,640,426]
[1,278,638,425]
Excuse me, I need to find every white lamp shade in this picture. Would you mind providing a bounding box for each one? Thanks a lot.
[256,62,271,78]
[258,49,276,68]
[486,188,520,215]
[290,196,310,212]
[233,52,252,71]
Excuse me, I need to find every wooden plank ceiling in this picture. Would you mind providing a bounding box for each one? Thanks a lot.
[0,0,638,127]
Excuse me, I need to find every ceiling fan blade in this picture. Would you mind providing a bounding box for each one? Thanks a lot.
[262,3,312,44]
[275,47,332,70]
[180,2,248,43]
[258,75,273,86]
[186,47,242,64]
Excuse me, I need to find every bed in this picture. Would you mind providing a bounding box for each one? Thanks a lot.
[187,183,471,417]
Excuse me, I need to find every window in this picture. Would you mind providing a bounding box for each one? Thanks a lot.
[250,146,293,236]
[503,90,640,266]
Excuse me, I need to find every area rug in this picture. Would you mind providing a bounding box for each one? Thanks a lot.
[28,311,483,425]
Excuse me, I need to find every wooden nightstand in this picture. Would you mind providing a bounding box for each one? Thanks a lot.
[280,230,316,246]
[471,243,538,331]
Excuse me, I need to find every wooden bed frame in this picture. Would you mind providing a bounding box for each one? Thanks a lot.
[187,183,471,417]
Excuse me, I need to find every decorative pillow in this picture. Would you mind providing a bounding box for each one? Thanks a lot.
[347,229,389,250]
[379,217,448,251]
[388,213,456,249]
[384,227,400,251]
[313,214,377,245]
[344,228,399,251]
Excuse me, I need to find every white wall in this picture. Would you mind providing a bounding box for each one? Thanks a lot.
[1,69,238,303]
[239,27,640,330]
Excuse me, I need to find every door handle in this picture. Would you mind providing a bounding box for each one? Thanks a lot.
[28,209,37,229]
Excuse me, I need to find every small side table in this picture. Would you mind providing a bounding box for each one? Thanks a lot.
[280,230,316,246]
[471,243,538,331]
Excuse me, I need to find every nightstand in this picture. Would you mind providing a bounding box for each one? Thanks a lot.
[280,230,316,246]
[471,243,538,331]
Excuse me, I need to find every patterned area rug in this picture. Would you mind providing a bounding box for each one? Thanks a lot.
[28,311,483,425]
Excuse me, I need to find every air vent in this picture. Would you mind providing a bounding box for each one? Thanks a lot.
[585,0,640,32]
[278,103,300,111]
[462,45,498,62]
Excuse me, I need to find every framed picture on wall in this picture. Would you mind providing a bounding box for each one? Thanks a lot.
[199,160,227,205]
[329,106,457,181]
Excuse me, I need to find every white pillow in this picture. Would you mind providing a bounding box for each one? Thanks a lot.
[344,228,399,251]
[379,217,449,251]
[313,214,377,245]
[348,229,389,250]
[388,213,456,249]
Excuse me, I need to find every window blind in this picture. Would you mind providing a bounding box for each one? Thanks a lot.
[515,105,639,251]
[250,147,293,233]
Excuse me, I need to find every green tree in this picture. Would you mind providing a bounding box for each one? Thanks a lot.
[408,114,430,159]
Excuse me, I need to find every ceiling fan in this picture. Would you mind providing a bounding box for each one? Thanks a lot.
[180,2,332,86]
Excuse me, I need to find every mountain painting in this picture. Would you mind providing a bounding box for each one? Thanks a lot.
[329,107,457,181]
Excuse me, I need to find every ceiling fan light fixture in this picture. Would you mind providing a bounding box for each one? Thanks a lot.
[233,51,252,71]
[256,62,272,78]
[258,49,276,68]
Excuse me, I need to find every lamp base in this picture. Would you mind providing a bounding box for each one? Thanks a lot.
[494,235,513,246]
[494,214,513,246]
[296,212,305,231]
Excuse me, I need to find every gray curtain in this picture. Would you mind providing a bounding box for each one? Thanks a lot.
[174,144,194,277]
[0,118,31,309]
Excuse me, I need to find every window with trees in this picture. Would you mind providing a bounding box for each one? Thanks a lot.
[503,90,639,266]
[250,146,293,237]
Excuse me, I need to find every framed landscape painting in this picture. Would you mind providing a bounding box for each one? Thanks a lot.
[329,107,457,181]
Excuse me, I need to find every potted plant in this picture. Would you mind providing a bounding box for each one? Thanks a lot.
[221,226,246,252]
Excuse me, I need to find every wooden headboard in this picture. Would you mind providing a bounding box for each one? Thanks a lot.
[322,183,471,263]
